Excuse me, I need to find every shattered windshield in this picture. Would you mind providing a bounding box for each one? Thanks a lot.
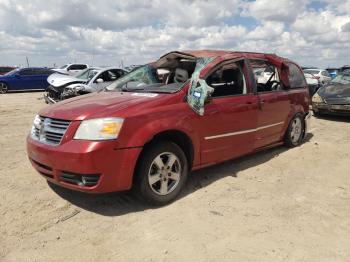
[105,57,197,93]
[331,73,350,85]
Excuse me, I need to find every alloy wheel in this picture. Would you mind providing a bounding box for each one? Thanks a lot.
[0,83,8,94]
[290,118,302,143]
[148,152,181,196]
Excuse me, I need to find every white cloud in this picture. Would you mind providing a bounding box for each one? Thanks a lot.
[0,0,349,68]
[242,0,309,23]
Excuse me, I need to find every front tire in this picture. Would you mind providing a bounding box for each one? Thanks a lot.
[0,82,8,94]
[284,114,305,147]
[135,141,188,206]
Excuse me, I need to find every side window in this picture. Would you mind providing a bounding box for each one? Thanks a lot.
[19,69,33,76]
[288,63,307,88]
[249,59,282,92]
[77,64,87,70]
[206,61,246,97]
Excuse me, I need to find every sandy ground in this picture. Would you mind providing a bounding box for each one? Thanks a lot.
[0,92,349,262]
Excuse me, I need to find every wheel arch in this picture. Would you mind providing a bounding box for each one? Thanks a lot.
[142,129,195,171]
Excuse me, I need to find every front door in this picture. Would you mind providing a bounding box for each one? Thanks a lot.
[189,59,259,165]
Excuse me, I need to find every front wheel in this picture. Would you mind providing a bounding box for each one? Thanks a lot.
[284,114,305,147]
[0,82,8,94]
[135,141,188,206]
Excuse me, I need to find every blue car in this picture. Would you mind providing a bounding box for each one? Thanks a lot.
[0,67,54,94]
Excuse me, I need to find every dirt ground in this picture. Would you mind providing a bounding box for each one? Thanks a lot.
[0,92,349,262]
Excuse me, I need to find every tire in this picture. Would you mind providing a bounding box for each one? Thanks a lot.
[0,82,8,94]
[284,113,305,147]
[134,141,188,206]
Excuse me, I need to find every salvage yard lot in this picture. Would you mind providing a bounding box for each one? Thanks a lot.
[1,92,350,261]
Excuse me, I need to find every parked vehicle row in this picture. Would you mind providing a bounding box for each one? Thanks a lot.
[27,50,311,205]
[44,67,126,103]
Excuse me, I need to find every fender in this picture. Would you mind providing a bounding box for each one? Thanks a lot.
[116,110,202,167]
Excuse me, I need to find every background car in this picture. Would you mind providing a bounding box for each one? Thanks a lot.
[45,67,126,103]
[0,67,54,94]
[312,71,350,116]
[304,72,321,97]
[52,63,89,76]
[0,66,17,75]
[303,68,332,85]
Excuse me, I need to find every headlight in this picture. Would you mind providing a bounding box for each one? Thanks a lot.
[312,93,324,103]
[30,114,41,138]
[74,118,124,140]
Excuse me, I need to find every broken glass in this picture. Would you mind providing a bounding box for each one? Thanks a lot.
[187,57,215,116]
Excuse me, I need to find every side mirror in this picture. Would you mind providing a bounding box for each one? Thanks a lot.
[96,78,104,83]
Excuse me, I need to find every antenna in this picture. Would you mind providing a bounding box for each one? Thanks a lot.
[26,56,30,67]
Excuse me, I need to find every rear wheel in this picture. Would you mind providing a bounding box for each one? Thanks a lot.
[0,82,8,94]
[135,141,188,206]
[284,114,305,147]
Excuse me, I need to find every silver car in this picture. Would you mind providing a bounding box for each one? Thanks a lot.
[44,67,126,103]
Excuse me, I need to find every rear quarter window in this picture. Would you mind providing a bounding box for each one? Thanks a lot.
[288,63,307,88]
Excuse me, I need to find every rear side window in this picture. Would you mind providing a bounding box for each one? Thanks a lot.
[288,63,307,88]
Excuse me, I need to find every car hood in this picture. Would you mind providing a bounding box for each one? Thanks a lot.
[39,91,171,121]
[319,83,350,99]
[48,73,85,87]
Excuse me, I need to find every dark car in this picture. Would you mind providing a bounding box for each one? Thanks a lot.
[0,66,17,76]
[312,71,350,116]
[0,67,54,94]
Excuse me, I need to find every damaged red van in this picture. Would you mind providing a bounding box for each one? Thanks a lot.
[27,50,311,205]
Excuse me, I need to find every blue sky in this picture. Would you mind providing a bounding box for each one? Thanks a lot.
[0,0,349,68]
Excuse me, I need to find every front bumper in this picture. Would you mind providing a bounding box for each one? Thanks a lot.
[27,136,142,193]
[312,102,350,116]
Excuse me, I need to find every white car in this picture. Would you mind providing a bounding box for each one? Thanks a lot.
[45,67,126,103]
[52,63,89,76]
[303,69,332,85]
[304,73,320,96]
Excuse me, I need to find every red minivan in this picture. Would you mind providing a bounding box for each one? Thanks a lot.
[27,50,310,205]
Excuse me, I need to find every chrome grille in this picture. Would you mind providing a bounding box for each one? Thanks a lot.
[31,116,70,145]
